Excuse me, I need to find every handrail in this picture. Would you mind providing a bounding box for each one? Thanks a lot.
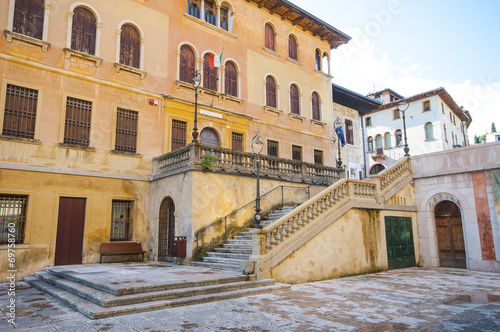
[194,184,308,260]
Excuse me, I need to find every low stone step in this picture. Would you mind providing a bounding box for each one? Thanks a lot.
[190,261,245,272]
[225,239,252,245]
[25,277,290,319]
[213,247,252,254]
[232,235,252,240]
[200,257,247,265]
[223,243,252,249]
[206,252,251,260]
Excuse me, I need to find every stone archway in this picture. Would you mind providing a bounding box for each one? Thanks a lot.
[158,196,175,261]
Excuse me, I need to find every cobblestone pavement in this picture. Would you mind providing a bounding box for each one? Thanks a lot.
[1,267,499,331]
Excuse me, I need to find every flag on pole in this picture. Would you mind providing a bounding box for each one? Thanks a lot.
[335,126,346,147]
[209,50,223,68]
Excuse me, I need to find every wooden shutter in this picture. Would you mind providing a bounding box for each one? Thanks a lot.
[13,0,44,40]
[290,85,299,115]
[225,62,237,97]
[71,7,96,55]
[120,24,140,68]
[203,54,217,91]
[180,45,195,83]
[265,23,275,51]
[266,76,276,108]
[312,92,320,120]
[288,35,297,60]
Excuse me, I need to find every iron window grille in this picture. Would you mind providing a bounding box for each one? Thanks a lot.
[3,84,38,139]
[110,200,134,241]
[0,194,28,244]
[267,139,279,157]
[171,119,187,151]
[115,108,138,153]
[292,145,302,161]
[64,97,92,147]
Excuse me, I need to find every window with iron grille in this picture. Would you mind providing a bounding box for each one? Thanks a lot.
[110,200,134,241]
[13,0,44,40]
[115,108,138,153]
[345,119,354,145]
[314,149,323,165]
[71,7,96,55]
[267,139,279,157]
[265,23,275,51]
[180,45,195,84]
[232,132,244,151]
[266,76,277,108]
[203,53,218,91]
[171,119,187,151]
[120,24,140,69]
[292,145,302,161]
[0,194,28,244]
[3,84,38,139]
[288,35,298,60]
[64,97,92,147]
[225,61,238,97]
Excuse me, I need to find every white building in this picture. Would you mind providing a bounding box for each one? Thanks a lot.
[363,88,472,174]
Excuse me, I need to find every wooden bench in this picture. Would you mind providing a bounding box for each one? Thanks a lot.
[100,242,146,264]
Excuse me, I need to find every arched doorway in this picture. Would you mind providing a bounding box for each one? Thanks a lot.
[370,164,385,175]
[200,127,220,147]
[435,201,466,268]
[158,197,175,261]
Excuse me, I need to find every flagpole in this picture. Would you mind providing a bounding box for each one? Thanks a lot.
[334,117,343,168]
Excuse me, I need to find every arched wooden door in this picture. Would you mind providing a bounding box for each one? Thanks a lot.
[200,127,220,147]
[435,201,466,268]
[158,197,175,261]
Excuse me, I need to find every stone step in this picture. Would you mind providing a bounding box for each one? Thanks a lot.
[222,243,253,249]
[25,276,290,319]
[31,271,273,308]
[225,239,252,245]
[190,261,245,272]
[213,247,252,254]
[206,252,251,260]
[200,256,248,266]
[232,235,252,240]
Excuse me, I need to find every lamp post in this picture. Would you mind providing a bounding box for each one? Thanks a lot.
[334,117,342,168]
[191,70,201,143]
[396,100,410,156]
[251,132,264,229]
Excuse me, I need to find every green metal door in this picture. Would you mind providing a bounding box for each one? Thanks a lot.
[385,216,416,269]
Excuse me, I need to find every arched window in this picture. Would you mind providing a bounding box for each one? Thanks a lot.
[13,0,44,40]
[288,35,298,60]
[384,132,391,148]
[120,24,140,68]
[312,92,320,120]
[367,137,374,152]
[265,23,275,51]
[375,134,383,152]
[290,84,299,115]
[204,0,216,25]
[225,61,238,97]
[71,7,97,55]
[395,130,402,146]
[315,49,321,71]
[203,53,218,91]
[425,122,434,140]
[370,164,385,175]
[179,45,195,84]
[266,76,277,108]
[322,52,329,74]
[187,0,200,18]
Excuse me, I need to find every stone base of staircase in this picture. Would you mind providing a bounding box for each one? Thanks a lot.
[24,262,290,319]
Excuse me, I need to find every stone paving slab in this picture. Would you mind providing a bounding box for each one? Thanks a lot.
[1,267,500,331]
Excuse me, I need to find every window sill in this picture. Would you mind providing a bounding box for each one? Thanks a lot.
[287,58,302,66]
[109,150,142,157]
[64,48,103,67]
[0,135,41,144]
[175,81,244,104]
[263,48,280,57]
[311,119,326,127]
[424,138,437,142]
[4,30,50,52]
[183,13,237,39]
[114,63,147,79]
[264,106,282,115]
[314,69,333,79]
[0,244,30,250]
[288,113,305,122]
[57,142,96,151]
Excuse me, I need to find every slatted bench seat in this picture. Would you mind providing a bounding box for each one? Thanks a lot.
[100,242,146,264]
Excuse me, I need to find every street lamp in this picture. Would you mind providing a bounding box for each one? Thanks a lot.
[191,70,201,143]
[396,100,410,156]
[334,117,342,168]
[251,132,264,229]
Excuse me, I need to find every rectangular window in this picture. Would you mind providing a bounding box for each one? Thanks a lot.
[171,119,187,151]
[314,149,323,165]
[393,109,401,119]
[292,145,302,161]
[13,0,44,40]
[110,200,134,241]
[345,119,354,145]
[64,97,92,147]
[220,6,229,31]
[232,132,244,151]
[423,100,431,112]
[267,139,279,158]
[365,117,372,127]
[187,0,200,18]
[115,108,138,153]
[3,84,38,139]
[0,194,28,244]
[204,0,216,25]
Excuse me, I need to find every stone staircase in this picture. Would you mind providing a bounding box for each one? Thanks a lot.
[24,263,290,319]
[191,205,297,272]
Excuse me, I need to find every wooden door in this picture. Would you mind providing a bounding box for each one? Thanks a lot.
[435,201,466,268]
[55,197,86,265]
[200,128,219,147]
[385,216,416,269]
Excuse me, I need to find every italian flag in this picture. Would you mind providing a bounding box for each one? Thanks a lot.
[209,52,223,68]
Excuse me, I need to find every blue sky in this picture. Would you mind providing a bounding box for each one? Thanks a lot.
[290,0,500,140]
